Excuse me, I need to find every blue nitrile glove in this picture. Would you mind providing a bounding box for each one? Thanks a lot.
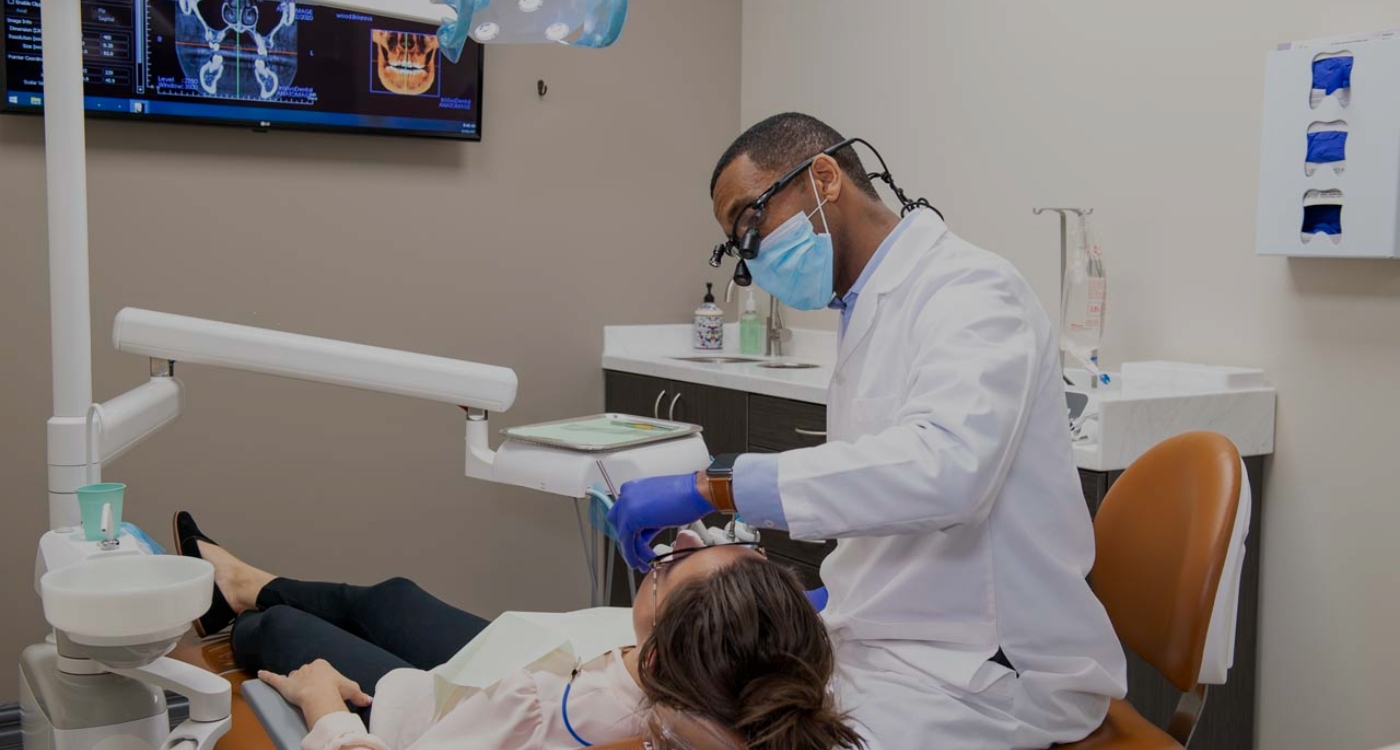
[805,586,829,613]
[608,473,716,571]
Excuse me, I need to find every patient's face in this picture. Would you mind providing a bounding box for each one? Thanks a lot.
[632,530,763,642]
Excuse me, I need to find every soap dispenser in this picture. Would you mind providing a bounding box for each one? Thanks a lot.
[694,283,724,350]
[739,289,763,356]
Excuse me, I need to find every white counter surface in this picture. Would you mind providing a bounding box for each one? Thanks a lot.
[603,324,837,405]
[603,325,1276,471]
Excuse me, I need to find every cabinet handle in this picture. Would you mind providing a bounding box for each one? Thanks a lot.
[668,393,683,421]
[794,428,827,438]
[652,390,667,419]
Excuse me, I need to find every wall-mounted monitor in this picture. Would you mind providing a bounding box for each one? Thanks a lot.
[2,0,484,140]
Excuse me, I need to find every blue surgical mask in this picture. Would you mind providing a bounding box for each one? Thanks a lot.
[748,170,835,311]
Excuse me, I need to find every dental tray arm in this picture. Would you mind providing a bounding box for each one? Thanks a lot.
[465,414,712,498]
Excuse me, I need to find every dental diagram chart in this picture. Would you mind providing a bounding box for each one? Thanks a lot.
[1256,29,1400,258]
[3,0,482,136]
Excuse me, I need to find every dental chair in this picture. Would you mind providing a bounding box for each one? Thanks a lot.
[177,431,1248,750]
[1058,430,1249,750]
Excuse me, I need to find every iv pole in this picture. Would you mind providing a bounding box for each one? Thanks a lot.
[1032,207,1094,384]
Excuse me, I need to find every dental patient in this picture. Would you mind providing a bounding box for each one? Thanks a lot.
[173,512,862,750]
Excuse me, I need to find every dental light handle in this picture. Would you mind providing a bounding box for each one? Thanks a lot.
[109,656,232,722]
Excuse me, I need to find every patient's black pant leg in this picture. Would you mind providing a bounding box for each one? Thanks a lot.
[255,578,371,632]
[345,577,492,669]
[255,577,492,669]
[231,606,412,696]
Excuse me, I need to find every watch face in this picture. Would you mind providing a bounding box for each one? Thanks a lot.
[708,454,739,476]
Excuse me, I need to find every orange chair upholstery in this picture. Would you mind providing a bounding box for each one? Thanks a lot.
[1059,431,1243,750]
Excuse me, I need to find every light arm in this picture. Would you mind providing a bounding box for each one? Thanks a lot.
[113,308,518,411]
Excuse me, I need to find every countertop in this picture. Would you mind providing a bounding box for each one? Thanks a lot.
[602,324,837,405]
[603,325,1277,471]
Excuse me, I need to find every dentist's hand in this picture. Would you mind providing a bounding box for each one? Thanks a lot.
[608,473,716,570]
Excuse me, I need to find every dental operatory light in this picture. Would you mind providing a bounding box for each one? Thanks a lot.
[308,0,628,62]
[708,138,941,287]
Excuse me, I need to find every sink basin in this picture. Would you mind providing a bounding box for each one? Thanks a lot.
[758,361,822,370]
[670,356,764,364]
[42,555,213,645]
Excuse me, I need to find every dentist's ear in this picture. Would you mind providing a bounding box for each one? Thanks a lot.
[810,153,844,204]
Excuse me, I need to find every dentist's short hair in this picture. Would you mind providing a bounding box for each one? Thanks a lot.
[710,112,880,201]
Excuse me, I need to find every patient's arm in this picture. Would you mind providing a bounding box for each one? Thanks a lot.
[259,661,373,729]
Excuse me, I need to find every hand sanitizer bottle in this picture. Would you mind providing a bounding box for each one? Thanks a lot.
[740,289,763,356]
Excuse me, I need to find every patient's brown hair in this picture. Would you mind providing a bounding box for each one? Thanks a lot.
[638,556,864,750]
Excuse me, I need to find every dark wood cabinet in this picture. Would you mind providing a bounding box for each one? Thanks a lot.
[666,381,748,456]
[748,394,827,451]
[604,372,748,455]
[604,371,670,421]
[603,369,1263,750]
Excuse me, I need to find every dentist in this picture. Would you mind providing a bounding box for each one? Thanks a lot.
[608,113,1126,750]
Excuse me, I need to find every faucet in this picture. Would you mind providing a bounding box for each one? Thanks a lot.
[726,281,791,357]
[98,503,119,550]
[766,295,791,357]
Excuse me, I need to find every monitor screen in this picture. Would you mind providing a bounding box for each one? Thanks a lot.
[2,0,483,140]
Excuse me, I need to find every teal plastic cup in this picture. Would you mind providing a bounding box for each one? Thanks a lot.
[75,483,125,541]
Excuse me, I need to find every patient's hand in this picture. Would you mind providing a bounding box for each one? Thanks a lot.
[260,660,373,728]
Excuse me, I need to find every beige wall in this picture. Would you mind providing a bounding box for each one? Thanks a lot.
[0,1,740,702]
[742,2,1399,750]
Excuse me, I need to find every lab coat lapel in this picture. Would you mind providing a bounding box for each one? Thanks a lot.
[834,210,950,373]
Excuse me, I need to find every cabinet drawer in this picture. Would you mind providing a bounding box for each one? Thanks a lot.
[605,371,671,419]
[761,528,836,568]
[748,394,827,451]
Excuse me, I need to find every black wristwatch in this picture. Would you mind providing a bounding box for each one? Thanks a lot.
[705,453,740,512]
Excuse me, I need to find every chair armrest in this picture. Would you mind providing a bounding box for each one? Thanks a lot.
[241,679,310,750]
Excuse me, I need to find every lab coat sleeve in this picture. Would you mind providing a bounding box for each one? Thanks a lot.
[733,453,789,531]
[780,272,1039,540]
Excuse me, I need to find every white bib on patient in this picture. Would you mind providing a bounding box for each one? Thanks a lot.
[430,607,636,717]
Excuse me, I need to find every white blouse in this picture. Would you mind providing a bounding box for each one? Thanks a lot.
[303,650,646,750]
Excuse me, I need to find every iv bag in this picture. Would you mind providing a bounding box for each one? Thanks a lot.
[1060,215,1107,365]
[436,0,629,61]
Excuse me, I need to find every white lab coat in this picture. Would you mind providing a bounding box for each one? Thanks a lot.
[777,210,1126,750]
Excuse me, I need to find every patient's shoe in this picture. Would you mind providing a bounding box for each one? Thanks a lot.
[173,511,237,638]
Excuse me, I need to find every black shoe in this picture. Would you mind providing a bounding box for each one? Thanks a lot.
[172,511,237,638]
